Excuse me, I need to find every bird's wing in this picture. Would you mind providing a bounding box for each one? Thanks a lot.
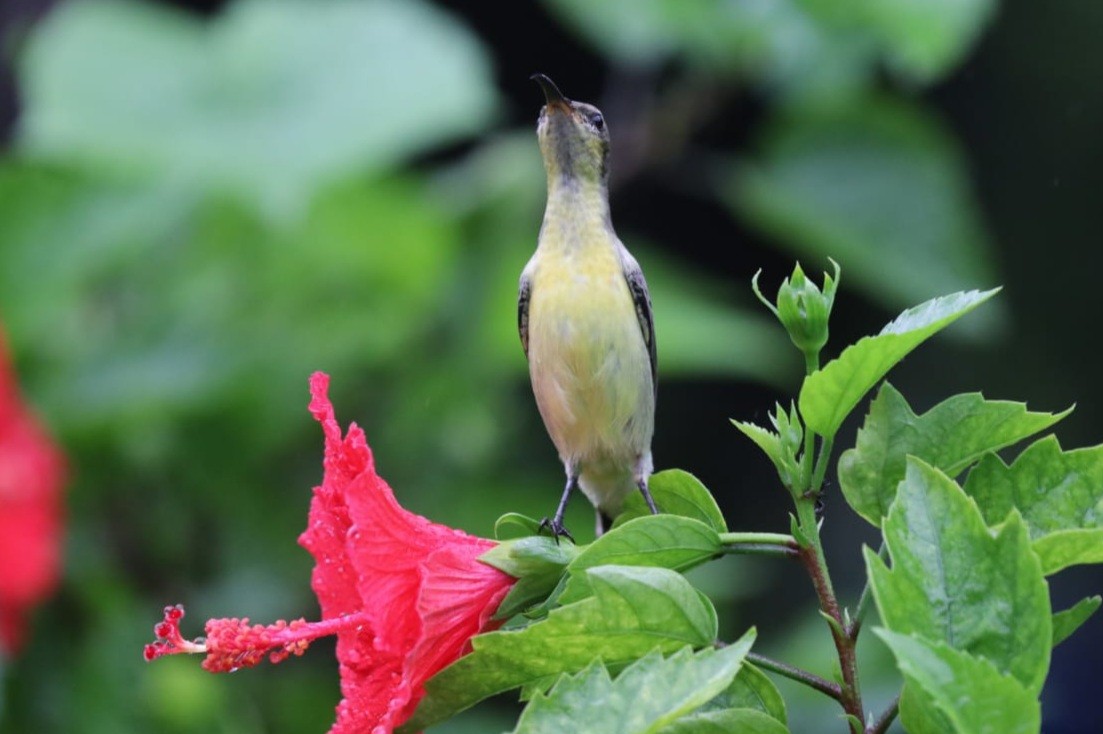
[622,257,657,397]
[518,269,533,359]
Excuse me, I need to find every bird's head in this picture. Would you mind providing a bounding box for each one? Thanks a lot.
[532,74,610,186]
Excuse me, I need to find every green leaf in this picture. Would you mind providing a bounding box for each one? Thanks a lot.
[897,686,953,734]
[658,708,789,734]
[700,663,787,724]
[799,288,999,437]
[542,0,878,103]
[616,470,727,532]
[731,407,802,489]
[19,0,497,214]
[406,566,719,730]
[494,512,545,539]
[494,574,563,621]
[512,631,756,734]
[1032,530,1103,576]
[560,515,722,604]
[964,436,1103,574]
[1052,596,1102,647]
[731,420,784,469]
[877,630,1041,734]
[731,99,999,316]
[854,0,997,83]
[838,383,1068,525]
[866,458,1051,694]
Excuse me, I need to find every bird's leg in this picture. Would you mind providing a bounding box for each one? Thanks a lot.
[636,476,660,515]
[539,473,578,543]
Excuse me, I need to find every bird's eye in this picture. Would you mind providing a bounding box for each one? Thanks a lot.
[589,112,605,131]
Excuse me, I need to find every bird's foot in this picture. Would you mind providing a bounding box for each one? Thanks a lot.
[538,516,574,544]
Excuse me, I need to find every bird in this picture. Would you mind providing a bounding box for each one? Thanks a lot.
[518,74,659,540]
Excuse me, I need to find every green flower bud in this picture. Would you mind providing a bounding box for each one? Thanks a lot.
[753,260,840,359]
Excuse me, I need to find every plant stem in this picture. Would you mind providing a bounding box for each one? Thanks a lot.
[866,694,900,734]
[809,435,834,497]
[799,350,820,494]
[718,532,799,558]
[719,543,799,558]
[804,351,819,377]
[718,532,797,546]
[795,498,864,730]
[746,652,842,701]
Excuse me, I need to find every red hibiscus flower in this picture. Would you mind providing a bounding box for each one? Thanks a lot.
[0,330,66,656]
[145,372,516,734]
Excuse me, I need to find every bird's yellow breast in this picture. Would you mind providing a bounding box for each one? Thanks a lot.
[525,226,653,469]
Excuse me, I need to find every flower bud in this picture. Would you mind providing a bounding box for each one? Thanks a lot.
[754,260,840,359]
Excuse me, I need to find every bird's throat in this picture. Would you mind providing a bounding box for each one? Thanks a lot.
[540,176,613,254]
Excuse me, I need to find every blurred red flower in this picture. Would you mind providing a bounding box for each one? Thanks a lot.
[0,331,66,656]
[146,372,515,734]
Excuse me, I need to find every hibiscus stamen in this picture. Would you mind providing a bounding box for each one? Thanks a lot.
[144,603,374,673]
[143,604,207,661]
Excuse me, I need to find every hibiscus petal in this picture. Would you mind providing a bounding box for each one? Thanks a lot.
[0,331,66,654]
[299,372,366,619]
[399,544,513,721]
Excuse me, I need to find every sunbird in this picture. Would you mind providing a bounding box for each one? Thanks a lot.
[518,74,659,539]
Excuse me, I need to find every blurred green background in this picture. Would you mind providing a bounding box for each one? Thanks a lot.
[1,1,1100,732]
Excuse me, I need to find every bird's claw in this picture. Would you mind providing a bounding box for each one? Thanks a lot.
[538,517,574,544]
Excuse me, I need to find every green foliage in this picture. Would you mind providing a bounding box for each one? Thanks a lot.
[866,458,1051,694]
[19,0,497,213]
[704,663,788,725]
[544,0,997,98]
[559,516,722,604]
[407,566,720,730]
[838,383,1068,526]
[511,635,755,734]
[658,709,789,734]
[796,0,998,84]
[733,402,804,490]
[964,436,1103,574]
[1052,596,1102,647]
[877,631,1040,734]
[799,288,998,437]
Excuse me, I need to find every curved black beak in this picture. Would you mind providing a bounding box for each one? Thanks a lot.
[531,73,570,112]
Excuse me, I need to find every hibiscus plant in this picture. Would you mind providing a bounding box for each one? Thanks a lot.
[146,262,1103,734]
